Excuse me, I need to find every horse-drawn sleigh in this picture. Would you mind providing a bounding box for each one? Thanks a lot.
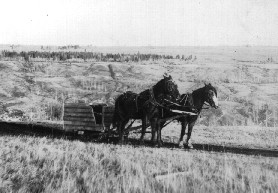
[63,75,218,148]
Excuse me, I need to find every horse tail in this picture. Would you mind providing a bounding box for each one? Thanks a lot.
[112,111,119,130]
[112,100,118,129]
[112,95,122,129]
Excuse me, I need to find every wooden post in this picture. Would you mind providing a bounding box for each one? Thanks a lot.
[273,107,276,127]
[51,102,53,121]
[256,105,258,125]
[94,80,96,90]
[265,104,271,127]
[90,79,93,90]
[62,93,64,126]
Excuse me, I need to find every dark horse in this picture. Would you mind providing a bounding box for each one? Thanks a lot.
[142,83,218,148]
[112,75,180,144]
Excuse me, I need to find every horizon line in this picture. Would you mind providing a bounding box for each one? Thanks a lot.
[1,44,278,48]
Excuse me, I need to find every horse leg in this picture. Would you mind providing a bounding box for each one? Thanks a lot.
[157,120,163,148]
[118,121,124,145]
[178,120,187,148]
[184,122,195,149]
[123,119,130,144]
[150,120,157,146]
[109,113,119,142]
[159,121,166,145]
[124,131,129,143]
[118,119,129,145]
[139,115,147,145]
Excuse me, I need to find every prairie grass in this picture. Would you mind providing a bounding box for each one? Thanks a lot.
[129,123,278,150]
[0,135,277,193]
[160,124,278,150]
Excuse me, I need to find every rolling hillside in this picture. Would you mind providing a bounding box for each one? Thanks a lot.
[0,46,278,126]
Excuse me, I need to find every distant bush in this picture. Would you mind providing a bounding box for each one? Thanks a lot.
[45,102,62,121]
[0,102,7,114]
[9,109,24,117]
[11,86,26,98]
[198,108,223,126]
[21,62,35,73]
[23,75,35,84]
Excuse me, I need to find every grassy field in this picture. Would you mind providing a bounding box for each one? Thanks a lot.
[1,45,278,192]
[162,124,278,150]
[0,135,278,193]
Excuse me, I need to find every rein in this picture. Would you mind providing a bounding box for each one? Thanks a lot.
[164,98,195,109]
[202,102,211,109]
[147,88,178,111]
[164,98,183,107]
[149,89,198,116]
[147,88,165,107]
[179,94,189,106]
[189,102,211,115]
[148,87,212,115]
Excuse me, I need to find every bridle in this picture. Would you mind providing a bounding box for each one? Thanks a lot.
[204,88,218,109]
[165,78,180,99]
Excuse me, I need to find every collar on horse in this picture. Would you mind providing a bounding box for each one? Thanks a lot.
[144,88,171,110]
[148,88,197,116]
[147,88,165,108]
[165,93,211,115]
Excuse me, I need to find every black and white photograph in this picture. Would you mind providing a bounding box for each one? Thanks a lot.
[0,0,278,192]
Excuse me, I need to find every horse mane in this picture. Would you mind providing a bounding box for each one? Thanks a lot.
[192,86,205,96]
[192,83,217,95]
[207,84,217,96]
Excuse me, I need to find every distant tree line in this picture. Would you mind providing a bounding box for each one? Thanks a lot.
[1,50,195,62]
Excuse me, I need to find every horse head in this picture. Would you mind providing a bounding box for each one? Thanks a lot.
[152,75,180,102]
[204,83,218,109]
[161,75,180,101]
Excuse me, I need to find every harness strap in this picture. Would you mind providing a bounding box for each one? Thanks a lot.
[181,94,186,102]
[183,94,189,106]
[164,98,183,107]
[143,88,159,106]
[135,95,139,112]
[148,88,191,113]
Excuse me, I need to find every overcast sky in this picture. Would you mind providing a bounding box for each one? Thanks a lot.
[1,0,278,46]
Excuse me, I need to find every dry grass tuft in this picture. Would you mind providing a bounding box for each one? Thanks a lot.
[0,135,278,192]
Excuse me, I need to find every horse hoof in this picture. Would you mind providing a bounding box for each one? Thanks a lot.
[157,142,163,148]
[184,144,194,149]
[139,141,145,146]
[154,144,161,148]
[178,142,184,148]
[118,140,125,145]
[126,141,132,145]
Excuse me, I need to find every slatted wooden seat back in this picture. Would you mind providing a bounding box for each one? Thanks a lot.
[63,103,114,132]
